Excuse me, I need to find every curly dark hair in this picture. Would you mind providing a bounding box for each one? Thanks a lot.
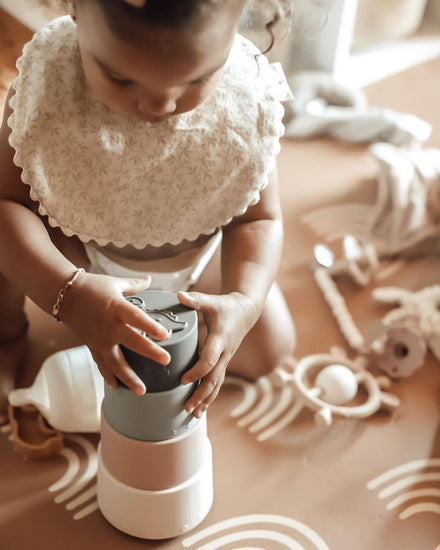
[42,0,292,53]
[78,0,229,29]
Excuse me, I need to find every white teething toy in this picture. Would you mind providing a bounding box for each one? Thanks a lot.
[225,348,399,440]
[370,324,427,378]
[312,241,438,377]
[372,285,440,363]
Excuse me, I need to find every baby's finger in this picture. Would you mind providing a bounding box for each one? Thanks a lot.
[118,299,169,342]
[192,381,223,418]
[116,275,152,297]
[184,363,226,416]
[178,290,216,314]
[92,353,119,390]
[119,325,171,366]
[181,334,223,384]
[105,345,146,395]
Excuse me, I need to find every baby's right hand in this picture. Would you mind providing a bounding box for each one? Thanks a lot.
[59,272,170,394]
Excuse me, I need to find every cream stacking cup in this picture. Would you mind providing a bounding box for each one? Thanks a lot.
[97,290,213,540]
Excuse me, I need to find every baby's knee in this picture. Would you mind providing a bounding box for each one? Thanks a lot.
[231,308,296,380]
[255,286,296,376]
[251,320,296,378]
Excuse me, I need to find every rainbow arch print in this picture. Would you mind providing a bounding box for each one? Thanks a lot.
[223,374,301,442]
[367,458,440,549]
[0,425,99,521]
[181,514,330,550]
[367,458,440,519]
[49,434,99,520]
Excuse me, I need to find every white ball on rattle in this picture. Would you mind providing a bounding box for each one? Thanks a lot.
[315,364,358,405]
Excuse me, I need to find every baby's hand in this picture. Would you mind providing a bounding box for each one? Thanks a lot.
[59,272,170,394]
[177,290,259,418]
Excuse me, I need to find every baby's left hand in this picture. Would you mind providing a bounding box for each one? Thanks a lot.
[177,290,259,418]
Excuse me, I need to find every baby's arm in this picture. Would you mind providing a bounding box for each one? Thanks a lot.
[178,167,284,416]
[220,166,284,313]
[0,88,170,393]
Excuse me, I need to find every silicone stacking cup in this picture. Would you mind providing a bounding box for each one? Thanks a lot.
[121,290,198,392]
[97,440,213,540]
[102,382,199,441]
[104,290,199,440]
[100,413,208,490]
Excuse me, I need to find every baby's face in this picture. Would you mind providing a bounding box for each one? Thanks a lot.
[73,1,243,122]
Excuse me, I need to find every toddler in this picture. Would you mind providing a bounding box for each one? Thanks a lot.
[0,0,296,422]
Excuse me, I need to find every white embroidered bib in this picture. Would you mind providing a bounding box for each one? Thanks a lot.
[8,16,289,248]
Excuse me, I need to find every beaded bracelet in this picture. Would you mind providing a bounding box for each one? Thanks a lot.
[51,268,85,322]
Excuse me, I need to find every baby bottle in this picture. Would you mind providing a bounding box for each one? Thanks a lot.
[8,345,104,432]
[97,289,213,539]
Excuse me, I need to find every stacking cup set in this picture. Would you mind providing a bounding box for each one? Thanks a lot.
[97,290,214,539]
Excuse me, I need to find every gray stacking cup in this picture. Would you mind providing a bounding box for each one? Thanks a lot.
[102,382,199,441]
[103,290,199,441]
[121,290,198,392]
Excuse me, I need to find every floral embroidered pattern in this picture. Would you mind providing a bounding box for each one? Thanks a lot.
[8,17,285,249]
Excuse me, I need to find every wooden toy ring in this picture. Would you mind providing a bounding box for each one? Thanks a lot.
[292,353,386,426]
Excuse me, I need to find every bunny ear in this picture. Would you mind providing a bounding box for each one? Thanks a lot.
[372,286,413,304]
